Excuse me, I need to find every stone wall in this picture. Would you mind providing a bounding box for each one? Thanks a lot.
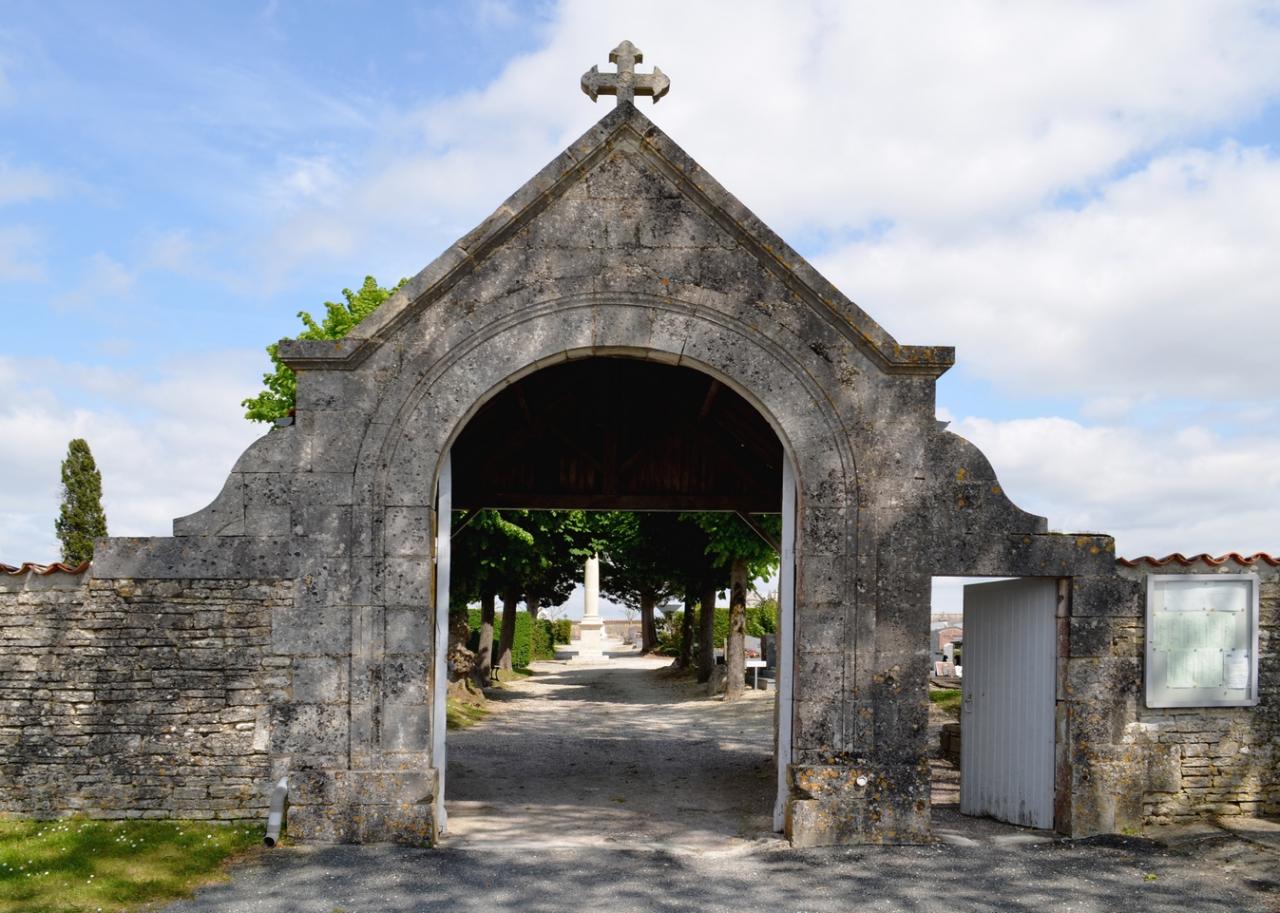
[1123,560,1279,825]
[1062,558,1278,830]
[0,567,290,821]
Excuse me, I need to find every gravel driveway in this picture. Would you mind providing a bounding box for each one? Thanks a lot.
[161,649,1280,912]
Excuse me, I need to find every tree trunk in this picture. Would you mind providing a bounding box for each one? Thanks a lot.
[497,586,519,675]
[697,579,717,684]
[527,595,541,619]
[448,607,475,684]
[677,594,695,669]
[725,558,748,700]
[477,591,496,686]
[639,592,657,655]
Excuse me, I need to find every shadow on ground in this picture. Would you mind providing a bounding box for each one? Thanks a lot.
[160,654,1280,912]
[160,835,1280,913]
[445,655,776,850]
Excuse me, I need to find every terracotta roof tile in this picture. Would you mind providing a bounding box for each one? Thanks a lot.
[0,561,91,575]
[1117,552,1279,568]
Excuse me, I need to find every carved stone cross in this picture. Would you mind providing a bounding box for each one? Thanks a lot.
[581,40,670,105]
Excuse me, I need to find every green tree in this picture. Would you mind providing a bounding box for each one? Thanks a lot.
[520,510,598,616]
[684,512,781,698]
[242,276,407,423]
[494,510,613,675]
[450,510,535,685]
[54,438,108,565]
[599,513,686,654]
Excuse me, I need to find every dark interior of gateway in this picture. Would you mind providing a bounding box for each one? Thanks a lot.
[450,357,783,514]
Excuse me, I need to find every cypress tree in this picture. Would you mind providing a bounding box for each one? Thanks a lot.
[54,438,108,565]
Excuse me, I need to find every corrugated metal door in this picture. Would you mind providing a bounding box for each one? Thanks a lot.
[960,578,1057,829]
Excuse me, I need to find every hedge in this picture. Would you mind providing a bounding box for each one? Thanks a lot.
[655,601,779,655]
[467,608,557,669]
[552,618,573,644]
[531,617,555,661]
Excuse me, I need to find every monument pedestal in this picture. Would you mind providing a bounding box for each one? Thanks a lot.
[568,554,609,664]
[573,617,607,663]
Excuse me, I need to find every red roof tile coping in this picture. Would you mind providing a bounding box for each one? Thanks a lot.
[0,561,91,576]
[1117,552,1279,568]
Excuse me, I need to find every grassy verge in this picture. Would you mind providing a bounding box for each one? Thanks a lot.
[0,818,263,913]
[446,697,490,730]
[929,687,962,719]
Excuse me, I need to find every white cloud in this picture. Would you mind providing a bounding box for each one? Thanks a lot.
[141,230,198,273]
[0,224,42,280]
[951,414,1280,558]
[818,144,1280,399]
[472,0,522,30]
[267,154,345,209]
[0,352,264,563]
[5,0,1279,573]
[0,158,59,205]
[51,252,136,311]
[250,0,1280,280]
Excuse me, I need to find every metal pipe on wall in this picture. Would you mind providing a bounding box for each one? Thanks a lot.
[263,776,289,847]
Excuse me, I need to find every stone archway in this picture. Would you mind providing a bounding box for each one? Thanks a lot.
[421,349,800,843]
[358,295,856,846]
[81,97,1121,846]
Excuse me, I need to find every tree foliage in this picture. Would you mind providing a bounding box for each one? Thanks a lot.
[449,510,536,610]
[450,509,604,610]
[55,438,108,565]
[520,511,599,609]
[682,512,781,584]
[242,276,407,423]
[599,512,692,609]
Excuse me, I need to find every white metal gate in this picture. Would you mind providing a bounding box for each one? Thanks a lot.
[960,578,1057,829]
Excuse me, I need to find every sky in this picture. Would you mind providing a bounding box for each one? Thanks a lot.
[1,1,1278,618]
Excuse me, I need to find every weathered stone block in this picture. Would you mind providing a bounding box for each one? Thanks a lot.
[383,558,430,607]
[272,601,350,655]
[380,702,430,751]
[386,607,430,654]
[384,508,433,558]
[269,703,349,755]
[291,657,347,704]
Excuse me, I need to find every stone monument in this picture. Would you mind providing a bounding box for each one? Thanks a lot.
[570,555,608,663]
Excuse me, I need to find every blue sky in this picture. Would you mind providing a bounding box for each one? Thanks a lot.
[2,2,1279,617]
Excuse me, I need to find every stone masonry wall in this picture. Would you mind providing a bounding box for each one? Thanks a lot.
[0,568,290,821]
[1126,560,1279,825]
[1070,559,1278,829]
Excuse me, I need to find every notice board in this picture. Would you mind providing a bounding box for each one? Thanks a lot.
[1145,574,1259,708]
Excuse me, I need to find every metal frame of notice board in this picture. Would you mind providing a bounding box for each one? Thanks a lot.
[1145,573,1260,709]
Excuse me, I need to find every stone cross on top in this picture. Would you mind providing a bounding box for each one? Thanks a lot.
[581,40,670,105]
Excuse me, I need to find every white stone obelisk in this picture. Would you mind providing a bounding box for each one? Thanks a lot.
[572,554,607,663]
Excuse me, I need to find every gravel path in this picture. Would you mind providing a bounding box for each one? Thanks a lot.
[160,648,1280,912]
[444,650,777,852]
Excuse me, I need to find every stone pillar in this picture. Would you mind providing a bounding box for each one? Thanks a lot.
[572,554,607,663]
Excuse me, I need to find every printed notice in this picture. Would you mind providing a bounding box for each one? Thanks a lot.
[1167,650,1195,689]
[1162,582,1213,612]
[1156,613,1209,651]
[1224,650,1251,691]
[1147,576,1257,707]
[1158,580,1248,613]
[1193,649,1224,688]
[1206,612,1237,650]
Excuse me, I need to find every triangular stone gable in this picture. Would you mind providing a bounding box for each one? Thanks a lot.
[279,104,953,377]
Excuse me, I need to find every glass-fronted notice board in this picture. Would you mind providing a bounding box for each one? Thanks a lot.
[1145,574,1259,708]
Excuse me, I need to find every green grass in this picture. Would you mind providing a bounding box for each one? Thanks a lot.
[446,697,489,730]
[0,818,263,913]
[929,688,962,719]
